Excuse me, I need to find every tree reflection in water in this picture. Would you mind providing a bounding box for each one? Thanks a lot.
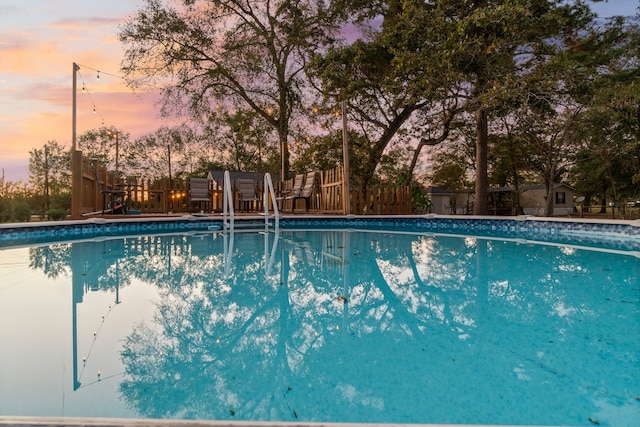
[27,230,640,425]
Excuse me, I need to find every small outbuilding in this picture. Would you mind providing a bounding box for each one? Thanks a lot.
[428,183,575,216]
[518,183,575,216]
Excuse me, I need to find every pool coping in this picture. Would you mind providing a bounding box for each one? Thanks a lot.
[2,213,640,228]
[2,212,639,227]
[2,213,639,253]
[0,417,558,427]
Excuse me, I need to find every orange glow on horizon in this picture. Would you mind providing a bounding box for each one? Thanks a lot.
[0,1,163,182]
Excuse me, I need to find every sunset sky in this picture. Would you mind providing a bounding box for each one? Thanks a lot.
[1,0,638,183]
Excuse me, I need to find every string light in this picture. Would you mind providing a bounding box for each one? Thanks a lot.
[77,301,118,386]
[77,68,103,124]
[75,63,125,131]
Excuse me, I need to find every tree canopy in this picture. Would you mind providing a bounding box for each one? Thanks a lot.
[119,0,342,179]
[5,0,640,221]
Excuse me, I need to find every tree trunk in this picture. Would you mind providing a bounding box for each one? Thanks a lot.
[543,163,555,217]
[280,134,289,180]
[474,108,488,215]
[599,181,608,213]
[544,181,554,217]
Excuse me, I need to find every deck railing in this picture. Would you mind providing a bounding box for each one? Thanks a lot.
[286,166,413,215]
[72,151,413,217]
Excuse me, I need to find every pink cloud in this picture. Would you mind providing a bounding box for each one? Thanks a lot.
[48,16,121,30]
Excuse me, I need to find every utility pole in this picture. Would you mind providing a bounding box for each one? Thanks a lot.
[44,145,50,212]
[342,100,351,215]
[71,62,82,218]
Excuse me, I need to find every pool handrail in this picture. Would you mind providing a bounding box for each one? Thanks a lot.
[222,170,234,231]
[263,172,280,231]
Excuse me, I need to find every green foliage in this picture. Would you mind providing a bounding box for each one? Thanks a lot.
[392,169,431,214]
[0,198,8,222]
[46,208,66,221]
[291,130,371,183]
[10,200,31,223]
[29,140,72,215]
[411,183,431,214]
[2,1,635,215]
[119,0,342,178]
[427,136,475,190]
[204,109,280,175]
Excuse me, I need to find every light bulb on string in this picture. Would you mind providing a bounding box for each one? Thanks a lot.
[97,71,100,80]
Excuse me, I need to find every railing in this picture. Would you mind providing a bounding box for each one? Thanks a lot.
[222,170,234,231]
[319,166,412,214]
[263,172,279,231]
[73,151,413,218]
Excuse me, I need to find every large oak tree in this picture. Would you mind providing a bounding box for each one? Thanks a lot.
[119,0,341,179]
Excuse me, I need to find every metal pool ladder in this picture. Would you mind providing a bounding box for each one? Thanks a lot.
[263,172,280,232]
[222,170,234,231]
[222,171,280,233]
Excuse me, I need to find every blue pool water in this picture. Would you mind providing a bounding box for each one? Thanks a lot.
[0,220,638,426]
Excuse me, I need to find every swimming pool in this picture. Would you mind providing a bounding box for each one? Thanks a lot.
[0,215,639,426]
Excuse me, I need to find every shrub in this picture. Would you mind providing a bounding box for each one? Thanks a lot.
[392,170,432,214]
[11,201,31,223]
[47,208,66,221]
[411,181,432,214]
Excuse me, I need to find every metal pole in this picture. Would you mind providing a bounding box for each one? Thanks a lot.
[341,100,351,215]
[72,63,78,151]
[44,145,50,212]
[71,63,83,217]
[115,133,119,179]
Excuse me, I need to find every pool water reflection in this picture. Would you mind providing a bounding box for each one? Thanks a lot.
[0,229,638,426]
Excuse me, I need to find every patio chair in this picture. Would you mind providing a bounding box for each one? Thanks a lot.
[236,178,259,212]
[189,177,211,212]
[286,171,317,212]
[282,173,304,210]
[93,165,126,215]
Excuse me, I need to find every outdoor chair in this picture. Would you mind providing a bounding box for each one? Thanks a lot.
[189,177,211,212]
[93,166,126,215]
[281,173,304,210]
[285,171,317,212]
[236,179,259,212]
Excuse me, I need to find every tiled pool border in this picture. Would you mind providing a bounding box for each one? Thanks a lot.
[1,214,639,252]
[0,417,544,427]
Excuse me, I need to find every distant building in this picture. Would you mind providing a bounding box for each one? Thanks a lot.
[427,183,575,216]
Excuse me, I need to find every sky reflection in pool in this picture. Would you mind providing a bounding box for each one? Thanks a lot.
[0,229,638,426]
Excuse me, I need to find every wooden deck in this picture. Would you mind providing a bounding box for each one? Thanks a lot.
[71,151,413,219]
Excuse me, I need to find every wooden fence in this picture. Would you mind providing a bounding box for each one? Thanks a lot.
[72,151,413,217]
[73,151,195,216]
[289,166,413,215]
